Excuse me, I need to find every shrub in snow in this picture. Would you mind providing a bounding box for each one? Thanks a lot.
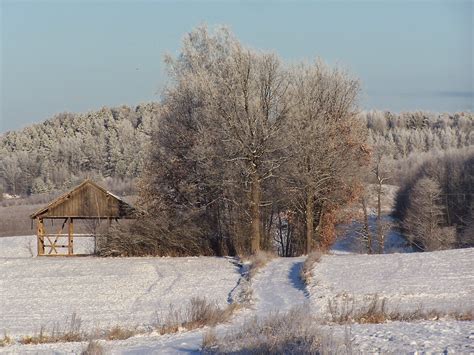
[300,250,322,284]
[155,297,239,335]
[202,306,352,354]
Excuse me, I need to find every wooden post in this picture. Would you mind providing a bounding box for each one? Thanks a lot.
[37,218,45,256]
[68,218,74,256]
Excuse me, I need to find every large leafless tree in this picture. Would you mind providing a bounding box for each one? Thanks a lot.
[285,60,368,253]
[139,26,369,255]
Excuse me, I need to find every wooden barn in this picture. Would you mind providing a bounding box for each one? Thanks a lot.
[30,179,137,256]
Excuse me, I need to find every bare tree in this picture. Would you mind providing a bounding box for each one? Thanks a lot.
[372,145,392,253]
[285,60,368,253]
[360,193,373,254]
[140,26,291,254]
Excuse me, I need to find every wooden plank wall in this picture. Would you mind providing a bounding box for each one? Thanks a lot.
[46,184,122,218]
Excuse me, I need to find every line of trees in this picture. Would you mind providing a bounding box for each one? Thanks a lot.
[355,110,472,253]
[1,91,471,203]
[119,26,369,257]
[0,103,159,196]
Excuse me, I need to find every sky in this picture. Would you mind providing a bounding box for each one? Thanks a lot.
[1,0,472,132]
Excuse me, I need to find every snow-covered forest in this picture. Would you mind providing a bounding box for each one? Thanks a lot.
[0,103,159,196]
[1,108,471,197]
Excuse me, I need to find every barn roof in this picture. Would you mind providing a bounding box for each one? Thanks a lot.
[30,179,138,219]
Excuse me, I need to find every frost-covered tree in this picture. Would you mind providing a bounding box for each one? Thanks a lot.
[402,177,455,251]
[284,60,368,252]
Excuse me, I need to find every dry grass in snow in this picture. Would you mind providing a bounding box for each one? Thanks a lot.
[10,297,240,347]
[156,297,240,335]
[327,294,474,324]
[300,250,322,284]
[202,306,352,354]
[308,248,474,318]
[18,314,138,345]
[0,333,12,348]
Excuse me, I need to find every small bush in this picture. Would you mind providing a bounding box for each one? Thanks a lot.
[81,340,105,355]
[0,332,12,347]
[157,297,240,335]
[105,326,136,340]
[300,250,322,284]
[203,306,352,354]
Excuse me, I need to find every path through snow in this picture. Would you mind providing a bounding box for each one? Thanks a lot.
[252,257,307,316]
[2,257,309,354]
[109,257,308,354]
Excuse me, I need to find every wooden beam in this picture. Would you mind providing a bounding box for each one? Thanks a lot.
[68,218,74,255]
[37,218,45,256]
[46,236,58,255]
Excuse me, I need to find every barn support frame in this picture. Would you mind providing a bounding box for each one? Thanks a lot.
[30,180,138,257]
[36,217,75,256]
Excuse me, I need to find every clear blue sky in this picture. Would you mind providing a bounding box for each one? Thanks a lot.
[1,0,472,132]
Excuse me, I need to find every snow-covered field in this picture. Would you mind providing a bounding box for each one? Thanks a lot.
[309,248,474,315]
[309,248,474,353]
[1,234,473,354]
[0,236,241,338]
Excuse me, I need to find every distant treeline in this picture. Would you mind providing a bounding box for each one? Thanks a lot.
[0,103,159,196]
[361,110,472,184]
[364,110,472,160]
[0,107,472,198]
[359,110,473,249]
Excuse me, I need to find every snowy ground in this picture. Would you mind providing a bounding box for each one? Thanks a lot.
[309,248,474,353]
[1,235,473,354]
[309,248,474,315]
[0,236,241,338]
[0,255,308,354]
[344,320,474,354]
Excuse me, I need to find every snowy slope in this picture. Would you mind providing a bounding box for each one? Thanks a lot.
[0,236,241,337]
[308,248,474,316]
[308,248,474,354]
[0,258,308,354]
[332,216,414,255]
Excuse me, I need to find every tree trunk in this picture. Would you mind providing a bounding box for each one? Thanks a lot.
[376,182,383,253]
[306,187,314,254]
[361,197,372,254]
[250,173,261,254]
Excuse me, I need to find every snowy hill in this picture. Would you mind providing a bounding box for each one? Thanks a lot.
[308,248,474,353]
[0,236,241,338]
[0,236,472,353]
